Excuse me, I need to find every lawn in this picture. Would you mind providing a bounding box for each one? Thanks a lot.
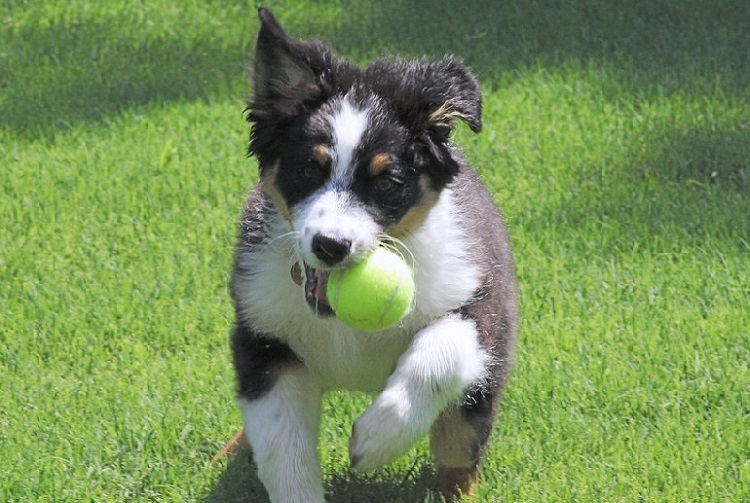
[1,1,748,501]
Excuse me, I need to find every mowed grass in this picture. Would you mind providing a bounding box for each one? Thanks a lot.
[2,1,749,501]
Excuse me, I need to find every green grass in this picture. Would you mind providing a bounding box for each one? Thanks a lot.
[2,0,749,501]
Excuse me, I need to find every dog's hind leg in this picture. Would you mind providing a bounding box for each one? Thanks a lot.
[430,396,495,500]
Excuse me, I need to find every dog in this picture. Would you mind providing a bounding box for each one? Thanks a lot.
[223,8,518,502]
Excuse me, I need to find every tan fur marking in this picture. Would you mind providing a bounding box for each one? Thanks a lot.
[386,175,440,239]
[430,407,478,468]
[429,102,454,124]
[261,161,292,222]
[436,465,480,500]
[431,407,481,499]
[430,101,471,129]
[368,153,391,176]
[211,427,249,464]
[312,144,330,167]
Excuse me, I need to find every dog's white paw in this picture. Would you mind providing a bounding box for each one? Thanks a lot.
[349,387,431,471]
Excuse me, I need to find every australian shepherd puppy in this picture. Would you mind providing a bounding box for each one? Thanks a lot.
[225,8,518,502]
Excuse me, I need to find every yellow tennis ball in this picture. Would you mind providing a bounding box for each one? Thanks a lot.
[327,247,414,332]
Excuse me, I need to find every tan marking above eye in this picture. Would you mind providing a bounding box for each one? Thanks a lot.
[369,153,391,176]
[312,145,330,166]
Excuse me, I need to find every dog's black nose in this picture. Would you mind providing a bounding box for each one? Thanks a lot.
[312,234,351,266]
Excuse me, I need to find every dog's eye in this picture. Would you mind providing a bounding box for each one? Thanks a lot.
[375,176,397,193]
[301,164,325,181]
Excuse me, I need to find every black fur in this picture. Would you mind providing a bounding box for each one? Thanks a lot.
[231,325,301,400]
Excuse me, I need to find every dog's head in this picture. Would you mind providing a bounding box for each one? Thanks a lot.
[247,8,482,316]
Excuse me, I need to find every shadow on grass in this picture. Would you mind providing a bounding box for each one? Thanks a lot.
[1,18,251,137]
[206,453,442,503]
[205,453,267,503]
[531,123,749,254]
[657,128,749,196]
[329,0,749,91]
[4,0,748,138]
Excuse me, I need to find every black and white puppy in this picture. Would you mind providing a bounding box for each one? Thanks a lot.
[228,8,518,502]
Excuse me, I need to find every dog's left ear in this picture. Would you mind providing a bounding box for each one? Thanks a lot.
[420,56,482,141]
[369,56,481,142]
[390,56,482,144]
[372,57,481,186]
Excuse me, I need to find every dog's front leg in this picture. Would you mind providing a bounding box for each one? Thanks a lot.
[349,315,489,470]
[240,369,325,503]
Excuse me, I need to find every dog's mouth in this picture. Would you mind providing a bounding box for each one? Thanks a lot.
[301,264,335,317]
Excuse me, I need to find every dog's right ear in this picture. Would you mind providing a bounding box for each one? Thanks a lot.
[252,8,332,114]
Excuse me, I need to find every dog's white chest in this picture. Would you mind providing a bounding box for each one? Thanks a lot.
[286,326,413,391]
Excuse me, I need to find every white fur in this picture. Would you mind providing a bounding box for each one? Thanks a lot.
[330,97,369,183]
[403,188,484,318]
[292,97,379,269]
[294,189,379,270]
[349,315,489,470]
[240,371,325,503]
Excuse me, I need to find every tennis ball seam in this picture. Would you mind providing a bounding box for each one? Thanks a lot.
[325,247,414,332]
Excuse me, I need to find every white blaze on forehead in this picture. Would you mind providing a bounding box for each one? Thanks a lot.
[330,98,369,183]
[292,97,378,270]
